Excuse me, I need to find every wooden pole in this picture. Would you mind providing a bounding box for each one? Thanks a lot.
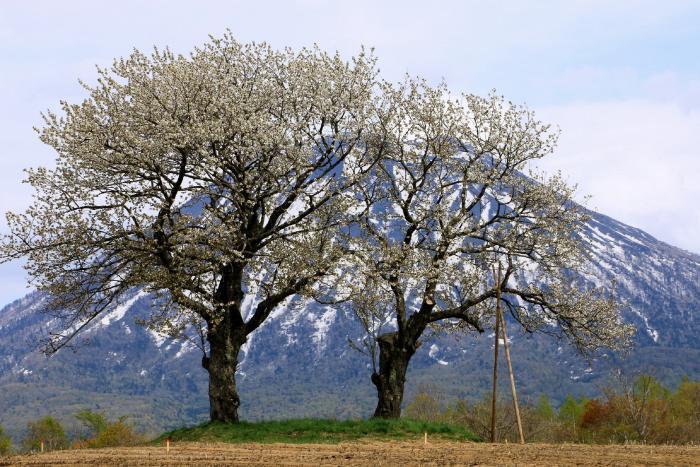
[490,265,501,443]
[499,306,525,444]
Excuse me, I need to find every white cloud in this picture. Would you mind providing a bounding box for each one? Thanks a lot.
[536,99,700,254]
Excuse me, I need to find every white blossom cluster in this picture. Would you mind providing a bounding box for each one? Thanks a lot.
[1,32,382,350]
[0,32,632,359]
[337,81,633,357]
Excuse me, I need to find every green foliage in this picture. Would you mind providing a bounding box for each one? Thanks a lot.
[158,418,479,444]
[85,419,145,448]
[0,381,208,447]
[557,394,588,426]
[0,425,12,455]
[402,375,700,444]
[21,416,68,452]
[74,410,108,438]
[670,377,700,422]
[535,394,554,420]
[73,411,145,449]
[556,375,700,443]
[634,374,669,401]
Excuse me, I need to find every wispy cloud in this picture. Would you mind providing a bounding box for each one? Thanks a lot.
[538,98,700,253]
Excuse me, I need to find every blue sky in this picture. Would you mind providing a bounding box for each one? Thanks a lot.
[1,0,699,304]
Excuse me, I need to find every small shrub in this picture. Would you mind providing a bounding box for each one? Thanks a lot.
[22,416,68,452]
[74,411,145,448]
[558,394,587,426]
[534,394,554,420]
[0,425,12,455]
[87,418,144,448]
[70,439,90,450]
[74,410,108,438]
[668,378,700,443]
[405,392,443,423]
[580,399,612,429]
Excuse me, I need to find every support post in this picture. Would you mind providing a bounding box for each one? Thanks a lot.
[499,303,525,444]
[490,264,501,443]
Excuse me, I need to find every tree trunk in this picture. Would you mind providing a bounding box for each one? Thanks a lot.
[203,320,247,423]
[371,332,415,419]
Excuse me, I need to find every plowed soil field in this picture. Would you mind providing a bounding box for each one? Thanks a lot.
[2,440,699,466]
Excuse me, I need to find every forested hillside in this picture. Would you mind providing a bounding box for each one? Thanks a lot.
[1,207,698,442]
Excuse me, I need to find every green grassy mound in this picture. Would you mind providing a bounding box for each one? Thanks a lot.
[156,418,480,444]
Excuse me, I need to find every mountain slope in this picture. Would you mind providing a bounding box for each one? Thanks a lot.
[0,209,699,442]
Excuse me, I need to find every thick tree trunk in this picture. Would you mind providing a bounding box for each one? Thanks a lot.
[371,332,415,419]
[202,321,247,423]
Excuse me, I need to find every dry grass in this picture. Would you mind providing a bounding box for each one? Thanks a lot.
[3,440,699,466]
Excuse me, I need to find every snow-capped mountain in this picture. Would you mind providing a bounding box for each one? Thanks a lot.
[0,208,699,441]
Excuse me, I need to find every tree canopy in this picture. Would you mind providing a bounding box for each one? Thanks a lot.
[1,32,388,421]
[336,81,632,417]
[1,32,632,422]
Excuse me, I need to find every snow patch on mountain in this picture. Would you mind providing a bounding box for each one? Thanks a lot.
[277,299,310,346]
[429,344,449,365]
[312,307,336,349]
[98,291,147,328]
[632,309,659,343]
[148,329,169,347]
[174,340,196,359]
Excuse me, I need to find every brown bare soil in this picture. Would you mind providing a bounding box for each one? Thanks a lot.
[2,440,699,466]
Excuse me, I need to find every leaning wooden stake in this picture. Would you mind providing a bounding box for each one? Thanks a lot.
[490,265,501,443]
[498,303,525,444]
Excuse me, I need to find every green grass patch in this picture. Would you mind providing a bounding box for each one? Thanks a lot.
[155,418,480,444]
